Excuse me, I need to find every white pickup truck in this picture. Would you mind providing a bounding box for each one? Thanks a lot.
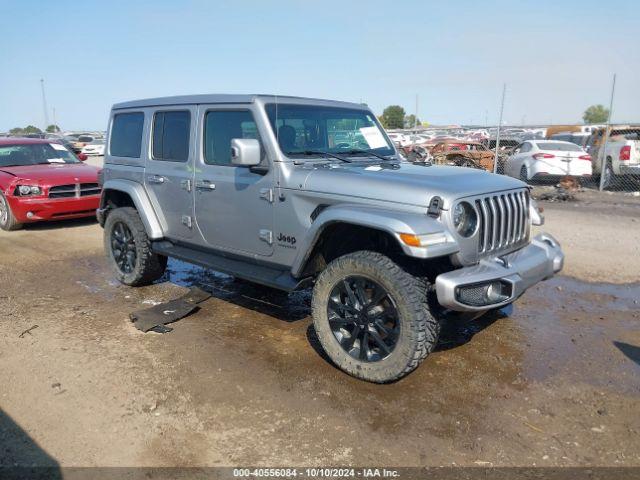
[589,127,640,188]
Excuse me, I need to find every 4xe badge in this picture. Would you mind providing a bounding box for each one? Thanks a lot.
[277,233,297,248]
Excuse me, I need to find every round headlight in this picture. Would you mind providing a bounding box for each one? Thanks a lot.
[30,186,41,195]
[18,185,32,195]
[452,202,477,237]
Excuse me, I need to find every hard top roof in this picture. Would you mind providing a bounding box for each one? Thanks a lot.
[113,94,366,110]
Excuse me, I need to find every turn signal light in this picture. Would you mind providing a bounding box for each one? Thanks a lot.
[399,232,449,248]
[399,233,421,247]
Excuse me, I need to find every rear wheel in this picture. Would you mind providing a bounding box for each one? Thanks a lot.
[311,251,440,383]
[601,159,615,190]
[104,207,167,286]
[0,193,23,231]
[519,165,529,182]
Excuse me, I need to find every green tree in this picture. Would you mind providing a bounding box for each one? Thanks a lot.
[9,127,24,135]
[381,105,406,129]
[46,124,61,133]
[404,114,421,128]
[23,125,42,134]
[582,105,609,124]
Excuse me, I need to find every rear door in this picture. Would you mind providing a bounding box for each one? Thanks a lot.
[192,106,274,257]
[144,107,196,240]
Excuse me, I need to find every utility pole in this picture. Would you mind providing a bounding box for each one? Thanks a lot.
[52,107,58,132]
[598,73,617,191]
[493,83,506,174]
[40,78,50,131]
[414,94,419,131]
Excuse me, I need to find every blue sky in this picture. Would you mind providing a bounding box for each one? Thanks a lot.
[1,0,638,131]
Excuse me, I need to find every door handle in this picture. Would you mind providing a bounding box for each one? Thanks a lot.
[148,175,165,184]
[195,180,216,191]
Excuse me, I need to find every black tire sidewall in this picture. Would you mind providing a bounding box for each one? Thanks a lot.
[312,251,436,383]
[520,165,528,182]
[0,192,22,231]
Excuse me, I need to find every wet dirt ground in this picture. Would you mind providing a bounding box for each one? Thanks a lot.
[0,200,639,468]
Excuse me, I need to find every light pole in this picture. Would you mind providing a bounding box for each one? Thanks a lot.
[40,78,50,131]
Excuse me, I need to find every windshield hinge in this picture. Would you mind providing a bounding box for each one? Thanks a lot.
[259,188,274,203]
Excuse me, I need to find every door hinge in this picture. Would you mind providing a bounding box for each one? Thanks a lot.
[181,179,192,192]
[259,188,274,203]
[259,229,273,245]
[181,215,193,229]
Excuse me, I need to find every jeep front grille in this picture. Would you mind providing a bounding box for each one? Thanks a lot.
[49,183,101,199]
[475,190,530,255]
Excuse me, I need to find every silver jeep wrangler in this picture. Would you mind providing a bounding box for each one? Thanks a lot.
[98,94,563,383]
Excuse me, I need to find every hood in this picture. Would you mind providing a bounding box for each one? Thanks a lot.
[0,163,100,185]
[301,161,526,208]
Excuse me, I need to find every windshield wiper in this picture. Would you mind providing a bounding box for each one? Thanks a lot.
[338,149,392,162]
[292,150,352,163]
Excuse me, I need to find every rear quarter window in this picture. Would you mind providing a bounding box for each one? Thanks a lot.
[110,112,144,158]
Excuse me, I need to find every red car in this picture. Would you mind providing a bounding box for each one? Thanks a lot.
[0,138,102,231]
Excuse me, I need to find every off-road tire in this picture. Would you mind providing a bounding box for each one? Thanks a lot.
[311,251,440,383]
[0,192,23,231]
[104,207,167,286]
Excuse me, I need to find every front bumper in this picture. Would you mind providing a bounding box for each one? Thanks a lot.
[7,195,100,223]
[435,233,564,312]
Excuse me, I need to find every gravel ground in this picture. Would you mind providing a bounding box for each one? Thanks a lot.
[0,169,639,470]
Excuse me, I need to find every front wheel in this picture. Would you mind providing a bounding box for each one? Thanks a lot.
[311,251,440,383]
[519,165,529,182]
[0,193,22,231]
[104,207,167,286]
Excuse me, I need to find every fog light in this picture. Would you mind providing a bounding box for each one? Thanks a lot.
[456,281,511,307]
[26,211,34,219]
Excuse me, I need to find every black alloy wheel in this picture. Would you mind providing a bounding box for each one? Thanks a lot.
[327,275,400,362]
[110,221,137,274]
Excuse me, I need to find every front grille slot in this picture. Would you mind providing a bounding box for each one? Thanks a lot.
[80,183,100,197]
[476,190,529,255]
[49,183,101,199]
[48,184,76,198]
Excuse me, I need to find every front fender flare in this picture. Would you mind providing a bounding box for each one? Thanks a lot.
[100,179,164,239]
[291,204,459,277]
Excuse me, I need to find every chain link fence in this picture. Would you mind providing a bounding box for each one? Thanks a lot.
[390,80,640,195]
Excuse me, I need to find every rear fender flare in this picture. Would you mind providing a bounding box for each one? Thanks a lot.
[100,179,164,239]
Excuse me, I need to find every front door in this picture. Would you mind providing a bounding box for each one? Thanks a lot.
[144,107,196,240]
[193,107,274,257]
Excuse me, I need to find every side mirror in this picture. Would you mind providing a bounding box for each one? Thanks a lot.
[77,153,88,161]
[231,138,261,167]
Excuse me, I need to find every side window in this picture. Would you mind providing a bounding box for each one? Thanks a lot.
[204,110,261,166]
[152,110,191,162]
[110,112,144,158]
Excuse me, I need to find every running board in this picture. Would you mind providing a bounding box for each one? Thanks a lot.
[151,241,305,292]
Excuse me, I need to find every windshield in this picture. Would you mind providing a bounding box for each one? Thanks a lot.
[0,143,80,167]
[537,142,582,152]
[265,104,395,158]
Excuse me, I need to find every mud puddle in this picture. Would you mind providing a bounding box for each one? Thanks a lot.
[154,259,640,400]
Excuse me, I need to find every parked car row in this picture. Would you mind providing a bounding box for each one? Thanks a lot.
[388,123,639,188]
